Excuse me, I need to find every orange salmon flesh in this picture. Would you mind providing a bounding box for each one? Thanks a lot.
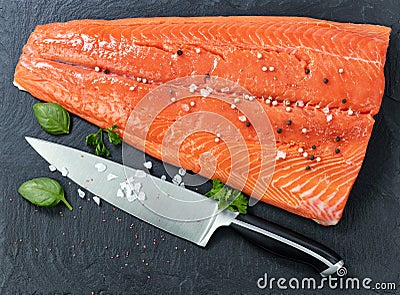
[14,16,391,225]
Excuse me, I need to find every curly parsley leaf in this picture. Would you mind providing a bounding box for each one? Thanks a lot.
[86,125,121,157]
[205,179,248,214]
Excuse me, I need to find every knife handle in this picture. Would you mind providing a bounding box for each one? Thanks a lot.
[230,214,344,276]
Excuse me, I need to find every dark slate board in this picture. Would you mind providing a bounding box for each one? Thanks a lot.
[1,0,399,294]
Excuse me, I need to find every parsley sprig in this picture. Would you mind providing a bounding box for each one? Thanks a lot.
[205,179,248,214]
[86,125,122,157]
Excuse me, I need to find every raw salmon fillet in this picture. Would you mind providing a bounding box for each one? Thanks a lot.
[14,16,390,225]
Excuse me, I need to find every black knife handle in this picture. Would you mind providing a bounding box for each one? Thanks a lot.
[230,214,344,276]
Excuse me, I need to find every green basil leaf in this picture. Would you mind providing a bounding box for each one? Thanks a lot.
[18,177,72,210]
[33,102,70,135]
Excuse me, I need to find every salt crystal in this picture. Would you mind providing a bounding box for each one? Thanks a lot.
[49,165,57,172]
[94,163,107,172]
[178,168,186,176]
[137,191,146,201]
[133,182,141,193]
[127,194,136,202]
[93,196,101,206]
[117,189,124,198]
[125,186,133,198]
[181,104,190,112]
[276,150,286,160]
[200,88,210,97]
[143,161,153,169]
[220,86,230,93]
[238,115,247,122]
[180,182,185,188]
[322,106,330,114]
[195,48,201,54]
[348,109,354,116]
[172,174,182,185]
[160,175,167,181]
[296,101,305,107]
[326,114,333,122]
[61,167,69,177]
[107,173,118,181]
[135,170,147,178]
[189,84,198,93]
[120,182,127,190]
[77,188,85,199]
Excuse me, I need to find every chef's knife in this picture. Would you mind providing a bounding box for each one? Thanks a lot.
[26,137,343,276]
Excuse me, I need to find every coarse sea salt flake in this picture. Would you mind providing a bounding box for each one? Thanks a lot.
[61,167,69,177]
[182,104,190,112]
[93,196,101,206]
[117,189,124,198]
[127,194,137,202]
[326,114,333,122]
[143,161,153,169]
[95,163,107,172]
[107,173,118,181]
[77,188,85,199]
[137,191,146,201]
[189,84,198,91]
[135,170,147,178]
[276,150,286,160]
[161,175,167,181]
[178,168,186,176]
[49,165,57,172]
[133,182,141,193]
[322,106,330,114]
[200,88,210,97]
[172,174,182,185]
[220,86,229,93]
[238,115,247,122]
[125,186,133,197]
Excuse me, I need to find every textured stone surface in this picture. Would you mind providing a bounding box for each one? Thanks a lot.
[1,0,399,294]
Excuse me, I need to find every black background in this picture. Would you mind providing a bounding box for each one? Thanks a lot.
[1,0,400,294]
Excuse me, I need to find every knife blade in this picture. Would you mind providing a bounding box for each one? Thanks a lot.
[26,137,344,276]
